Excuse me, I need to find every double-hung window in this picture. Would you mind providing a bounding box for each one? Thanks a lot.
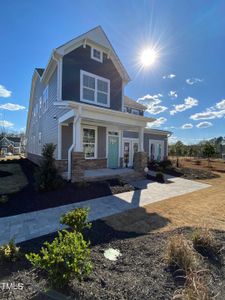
[83,127,97,159]
[80,70,110,107]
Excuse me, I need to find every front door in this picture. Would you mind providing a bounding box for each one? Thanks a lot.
[108,135,119,168]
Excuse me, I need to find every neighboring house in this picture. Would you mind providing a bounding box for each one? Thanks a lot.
[0,136,22,155]
[26,26,171,181]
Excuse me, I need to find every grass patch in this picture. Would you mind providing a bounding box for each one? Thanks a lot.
[165,234,198,273]
[0,163,28,195]
[192,228,222,260]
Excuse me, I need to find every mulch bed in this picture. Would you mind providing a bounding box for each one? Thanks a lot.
[0,223,225,299]
[0,159,135,218]
[0,170,12,177]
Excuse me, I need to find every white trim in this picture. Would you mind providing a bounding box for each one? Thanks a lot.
[80,70,110,108]
[57,124,62,159]
[58,109,75,124]
[81,125,98,159]
[91,47,103,62]
[57,57,63,101]
[122,138,139,167]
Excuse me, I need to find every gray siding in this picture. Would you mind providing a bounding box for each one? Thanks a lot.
[27,67,70,159]
[62,45,123,111]
[144,133,168,158]
[61,124,73,159]
[97,126,106,158]
[123,131,139,139]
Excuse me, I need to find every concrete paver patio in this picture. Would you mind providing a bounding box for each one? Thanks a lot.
[0,177,210,245]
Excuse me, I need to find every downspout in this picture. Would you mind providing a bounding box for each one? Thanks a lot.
[67,106,81,181]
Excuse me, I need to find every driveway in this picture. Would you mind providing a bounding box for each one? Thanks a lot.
[0,176,210,245]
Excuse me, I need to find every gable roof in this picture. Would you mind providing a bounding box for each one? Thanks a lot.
[124,96,146,111]
[56,26,131,83]
[35,68,45,76]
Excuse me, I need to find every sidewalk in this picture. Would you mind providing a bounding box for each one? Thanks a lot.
[0,177,210,245]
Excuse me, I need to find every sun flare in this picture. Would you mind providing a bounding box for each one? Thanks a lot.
[140,48,158,67]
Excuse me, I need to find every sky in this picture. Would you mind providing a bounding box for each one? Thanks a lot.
[0,0,225,144]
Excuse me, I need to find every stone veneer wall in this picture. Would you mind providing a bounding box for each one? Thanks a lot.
[84,158,107,170]
[133,151,148,174]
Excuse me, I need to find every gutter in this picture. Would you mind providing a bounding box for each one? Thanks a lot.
[67,106,82,181]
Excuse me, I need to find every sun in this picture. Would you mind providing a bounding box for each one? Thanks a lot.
[140,48,158,67]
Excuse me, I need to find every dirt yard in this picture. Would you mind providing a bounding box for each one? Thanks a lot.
[171,156,225,173]
[104,172,225,234]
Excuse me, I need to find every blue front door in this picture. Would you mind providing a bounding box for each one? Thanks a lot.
[108,136,119,168]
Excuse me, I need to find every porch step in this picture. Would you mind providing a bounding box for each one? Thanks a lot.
[119,170,146,183]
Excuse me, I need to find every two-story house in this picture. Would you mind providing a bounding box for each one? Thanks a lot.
[0,136,22,155]
[26,26,171,181]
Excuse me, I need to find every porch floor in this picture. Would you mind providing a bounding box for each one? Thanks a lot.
[84,168,135,181]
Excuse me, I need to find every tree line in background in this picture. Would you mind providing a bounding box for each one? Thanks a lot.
[169,136,225,160]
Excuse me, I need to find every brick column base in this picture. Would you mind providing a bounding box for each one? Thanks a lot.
[133,151,148,174]
[72,152,85,182]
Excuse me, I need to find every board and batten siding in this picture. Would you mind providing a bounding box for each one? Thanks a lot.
[62,45,123,111]
[27,67,70,159]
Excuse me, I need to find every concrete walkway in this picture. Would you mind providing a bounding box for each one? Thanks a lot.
[0,177,210,245]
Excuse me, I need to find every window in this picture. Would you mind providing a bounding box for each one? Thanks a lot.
[39,97,42,118]
[131,108,140,115]
[91,47,103,62]
[83,127,96,159]
[80,70,110,107]
[38,132,42,145]
[43,86,48,113]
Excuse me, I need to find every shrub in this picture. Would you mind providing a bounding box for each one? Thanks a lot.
[26,230,92,288]
[192,228,221,259]
[35,143,64,192]
[159,159,172,169]
[173,271,210,300]
[0,195,8,204]
[165,235,198,273]
[60,208,92,233]
[155,172,165,183]
[0,240,21,262]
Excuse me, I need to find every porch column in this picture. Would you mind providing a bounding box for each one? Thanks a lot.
[57,123,62,159]
[139,127,144,152]
[74,116,82,151]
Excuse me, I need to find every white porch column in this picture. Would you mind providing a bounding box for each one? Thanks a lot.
[57,123,62,159]
[139,127,144,152]
[74,116,82,152]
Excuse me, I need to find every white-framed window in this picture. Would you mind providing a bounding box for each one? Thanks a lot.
[82,127,97,159]
[131,108,140,115]
[39,96,42,118]
[38,132,42,145]
[43,86,48,113]
[91,47,103,63]
[80,70,110,107]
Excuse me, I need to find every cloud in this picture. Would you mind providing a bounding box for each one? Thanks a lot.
[196,121,213,128]
[168,90,178,98]
[163,74,176,79]
[170,97,198,115]
[181,123,193,129]
[147,117,167,128]
[215,99,225,110]
[0,103,26,111]
[190,99,225,120]
[0,120,14,128]
[0,85,12,98]
[138,94,168,115]
[186,78,203,85]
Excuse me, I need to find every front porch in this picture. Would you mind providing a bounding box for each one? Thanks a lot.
[56,104,150,181]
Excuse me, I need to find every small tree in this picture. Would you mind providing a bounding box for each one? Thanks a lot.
[202,142,216,167]
[35,143,63,191]
[174,141,184,167]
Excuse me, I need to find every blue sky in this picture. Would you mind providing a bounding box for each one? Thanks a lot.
[0,0,225,143]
